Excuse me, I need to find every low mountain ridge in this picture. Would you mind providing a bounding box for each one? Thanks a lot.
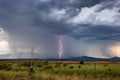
[0,53,120,61]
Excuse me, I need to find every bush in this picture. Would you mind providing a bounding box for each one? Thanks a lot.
[29,66,34,72]
[79,61,84,65]
[78,65,81,68]
[69,66,74,69]
[37,64,42,67]
[63,64,67,67]
[0,64,12,70]
[21,62,31,67]
[44,65,53,70]
[54,64,60,68]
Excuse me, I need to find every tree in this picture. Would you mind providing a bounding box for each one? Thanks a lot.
[79,60,84,65]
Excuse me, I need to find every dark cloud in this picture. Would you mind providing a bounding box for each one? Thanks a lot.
[0,0,107,34]
[0,0,120,58]
[0,0,119,38]
[70,25,120,41]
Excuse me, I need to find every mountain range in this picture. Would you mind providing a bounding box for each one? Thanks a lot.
[0,54,120,61]
[66,56,120,61]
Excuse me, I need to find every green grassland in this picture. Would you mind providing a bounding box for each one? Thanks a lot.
[0,61,120,80]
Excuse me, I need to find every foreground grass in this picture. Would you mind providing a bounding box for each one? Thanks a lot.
[0,70,120,80]
[0,61,120,80]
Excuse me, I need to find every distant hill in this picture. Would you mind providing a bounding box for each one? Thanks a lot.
[109,57,120,61]
[0,54,120,61]
[65,56,120,61]
[66,56,103,61]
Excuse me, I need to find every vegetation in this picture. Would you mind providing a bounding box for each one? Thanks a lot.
[79,60,84,65]
[0,61,120,80]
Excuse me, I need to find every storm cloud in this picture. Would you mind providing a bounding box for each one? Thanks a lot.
[0,0,120,58]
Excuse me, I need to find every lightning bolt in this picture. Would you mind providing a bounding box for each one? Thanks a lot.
[57,35,64,59]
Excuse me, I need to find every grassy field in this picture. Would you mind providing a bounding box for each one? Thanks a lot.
[0,60,120,80]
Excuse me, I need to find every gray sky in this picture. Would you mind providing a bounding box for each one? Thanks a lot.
[0,0,120,58]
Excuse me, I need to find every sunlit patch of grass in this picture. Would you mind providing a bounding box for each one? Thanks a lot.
[0,61,120,80]
[0,70,28,80]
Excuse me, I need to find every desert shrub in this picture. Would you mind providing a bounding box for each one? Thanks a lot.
[37,64,42,68]
[44,65,53,70]
[78,65,81,68]
[54,64,60,68]
[79,61,84,65]
[63,64,67,67]
[0,64,12,70]
[29,66,35,74]
[46,65,52,69]
[6,67,12,71]
[21,62,31,67]
[69,65,74,69]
